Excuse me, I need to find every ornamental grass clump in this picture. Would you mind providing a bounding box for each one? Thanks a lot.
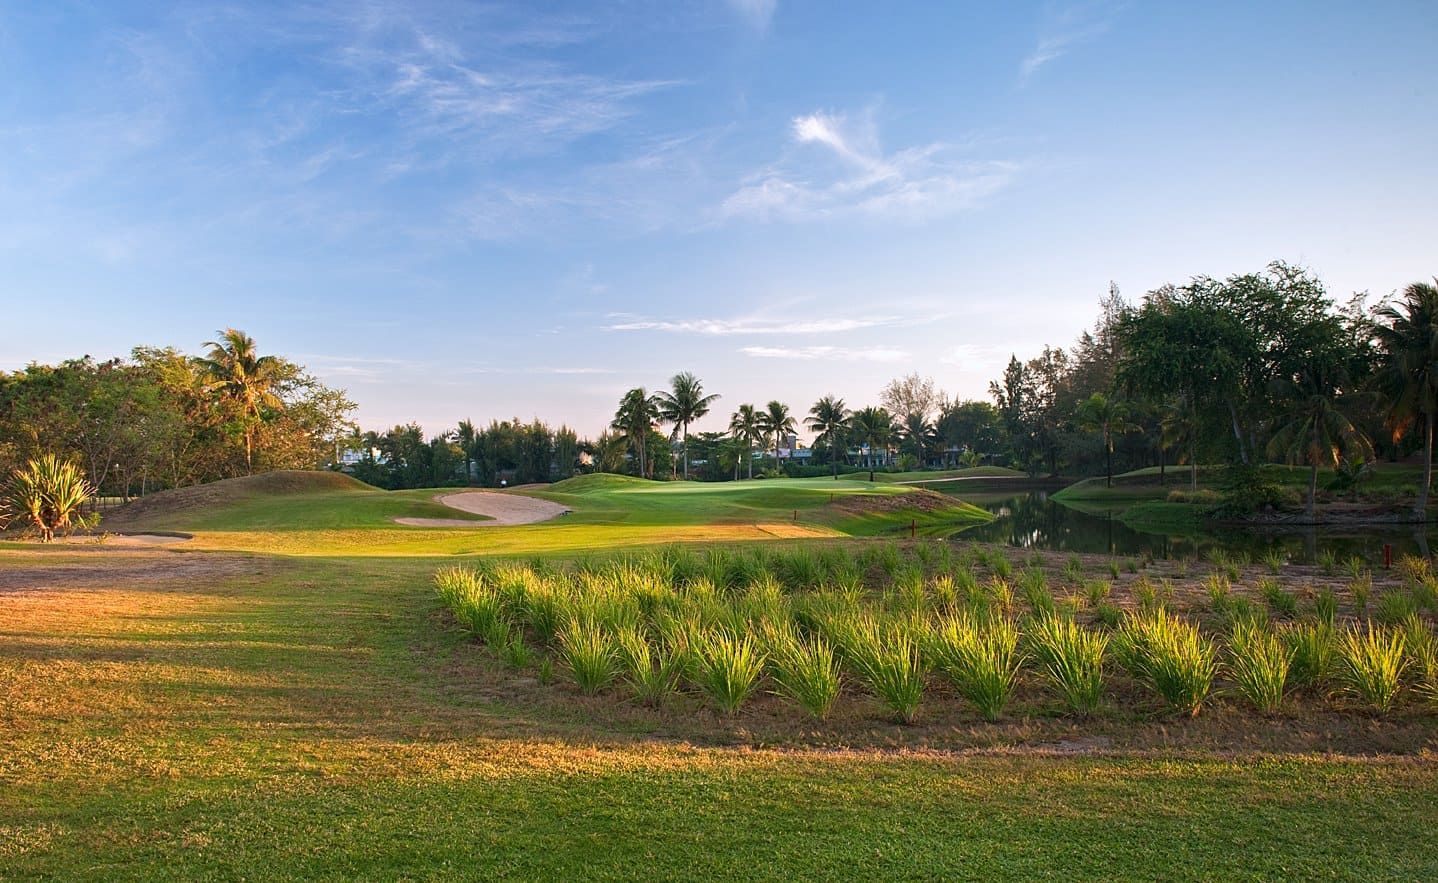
[1284,621,1336,691]
[928,614,1023,722]
[1113,608,1217,716]
[615,624,683,706]
[1257,577,1298,619]
[763,625,841,720]
[1314,588,1337,627]
[696,631,766,714]
[1337,625,1407,714]
[559,621,619,695]
[435,567,508,646]
[832,614,928,723]
[1374,590,1419,626]
[1026,615,1106,716]
[1226,621,1291,714]
[1018,568,1055,618]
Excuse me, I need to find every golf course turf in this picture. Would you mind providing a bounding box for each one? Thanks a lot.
[2,474,1436,879]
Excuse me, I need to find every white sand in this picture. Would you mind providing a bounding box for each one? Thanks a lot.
[394,491,570,528]
[50,533,190,546]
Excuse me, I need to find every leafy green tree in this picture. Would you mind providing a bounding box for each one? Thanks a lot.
[199,329,285,473]
[1161,394,1202,491]
[655,372,719,480]
[805,395,851,479]
[728,404,762,480]
[757,401,796,471]
[849,406,896,481]
[1374,280,1438,516]
[1077,393,1139,487]
[937,400,1005,466]
[900,412,937,467]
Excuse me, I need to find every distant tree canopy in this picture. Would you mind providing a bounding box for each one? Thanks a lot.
[0,332,356,498]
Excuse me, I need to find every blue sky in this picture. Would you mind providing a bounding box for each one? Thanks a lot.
[2,1,1435,438]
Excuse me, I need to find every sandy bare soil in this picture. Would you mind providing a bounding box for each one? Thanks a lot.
[395,491,570,528]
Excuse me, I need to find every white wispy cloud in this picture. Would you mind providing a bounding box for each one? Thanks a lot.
[938,343,1013,366]
[606,314,898,335]
[721,109,1016,222]
[740,345,910,363]
[1020,2,1122,82]
[727,0,778,32]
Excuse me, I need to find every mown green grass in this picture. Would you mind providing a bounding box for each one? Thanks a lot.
[94,473,991,555]
[4,551,1437,879]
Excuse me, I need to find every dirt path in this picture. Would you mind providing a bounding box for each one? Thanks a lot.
[394,491,570,528]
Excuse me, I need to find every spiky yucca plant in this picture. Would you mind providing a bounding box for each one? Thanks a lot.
[0,454,96,542]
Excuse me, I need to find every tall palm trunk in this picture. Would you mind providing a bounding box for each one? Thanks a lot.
[1190,440,1198,491]
[1105,432,1113,488]
[1419,408,1434,519]
[681,422,689,479]
[1307,421,1320,519]
[746,442,753,480]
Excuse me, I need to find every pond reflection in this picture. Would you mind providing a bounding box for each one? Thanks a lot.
[938,484,1436,564]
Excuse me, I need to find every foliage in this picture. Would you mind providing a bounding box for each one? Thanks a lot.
[1226,622,1291,714]
[928,614,1023,721]
[1337,625,1408,714]
[0,453,97,541]
[1026,615,1107,715]
[1114,609,1217,716]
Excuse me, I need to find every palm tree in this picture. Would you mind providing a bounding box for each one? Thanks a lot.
[900,412,937,468]
[1161,394,1202,491]
[199,328,285,473]
[456,419,478,485]
[1374,280,1438,517]
[1077,392,1140,487]
[850,406,896,481]
[655,372,720,480]
[806,395,851,479]
[611,388,660,478]
[758,400,796,472]
[729,404,762,480]
[1267,365,1374,518]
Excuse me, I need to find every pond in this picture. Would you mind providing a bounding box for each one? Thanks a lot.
[932,482,1438,564]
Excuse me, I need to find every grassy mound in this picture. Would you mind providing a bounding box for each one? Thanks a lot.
[103,471,372,528]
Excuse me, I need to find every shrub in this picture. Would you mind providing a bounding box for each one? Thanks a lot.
[834,615,928,723]
[696,631,767,714]
[0,454,98,542]
[1285,622,1336,690]
[928,615,1023,721]
[559,622,619,695]
[1026,616,1106,715]
[1337,625,1407,714]
[764,627,842,720]
[1113,609,1217,716]
[1226,621,1291,714]
[1257,578,1298,619]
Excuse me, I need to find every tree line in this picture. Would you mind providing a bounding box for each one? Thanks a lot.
[0,330,356,499]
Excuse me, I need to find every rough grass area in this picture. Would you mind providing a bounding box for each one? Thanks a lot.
[3,547,1438,879]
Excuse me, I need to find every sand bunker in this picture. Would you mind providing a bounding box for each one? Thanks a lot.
[395,491,570,528]
[42,532,191,547]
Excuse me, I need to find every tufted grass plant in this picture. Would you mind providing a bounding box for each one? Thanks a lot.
[1258,577,1298,619]
[831,613,928,723]
[696,631,767,714]
[1113,608,1216,716]
[559,621,619,695]
[928,614,1023,722]
[1026,615,1106,716]
[763,625,842,720]
[1284,621,1337,691]
[1227,621,1291,714]
[1337,625,1407,714]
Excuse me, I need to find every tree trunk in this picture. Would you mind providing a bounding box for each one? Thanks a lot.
[1105,438,1113,488]
[1307,461,1318,519]
[1228,404,1248,465]
[1190,440,1198,491]
[1159,446,1166,487]
[746,444,753,480]
[1419,409,1434,519]
[681,423,689,479]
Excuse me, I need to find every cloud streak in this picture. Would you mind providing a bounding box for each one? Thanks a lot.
[605,314,899,335]
[740,345,910,363]
[1020,2,1122,81]
[721,109,1016,222]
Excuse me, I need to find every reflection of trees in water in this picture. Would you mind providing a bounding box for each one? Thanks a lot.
[954,490,1438,563]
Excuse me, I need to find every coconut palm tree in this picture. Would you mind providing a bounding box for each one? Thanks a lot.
[758,400,796,472]
[1161,394,1202,491]
[456,419,478,485]
[199,328,285,473]
[728,404,762,480]
[850,406,896,481]
[611,388,661,478]
[900,412,937,468]
[1077,392,1140,487]
[655,372,720,480]
[806,395,851,479]
[1374,280,1438,517]
[1267,365,1374,518]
